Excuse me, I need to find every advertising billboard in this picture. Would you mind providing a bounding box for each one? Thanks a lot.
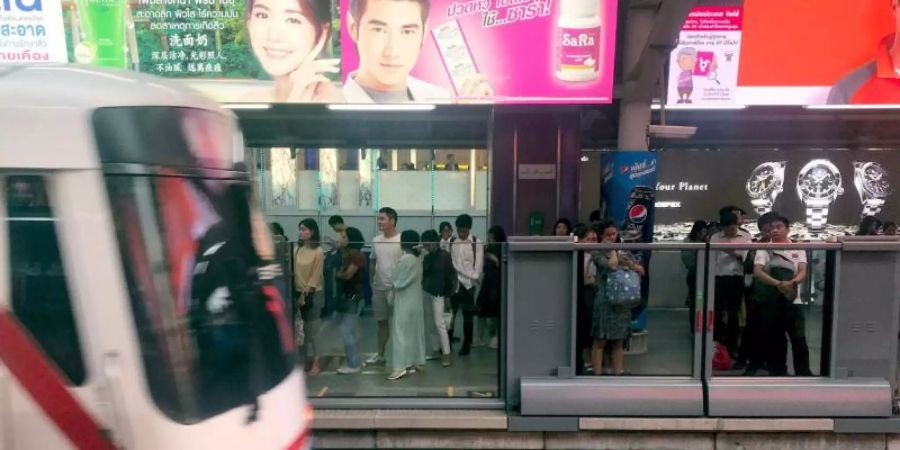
[337,0,618,103]
[1,0,618,104]
[653,149,900,241]
[668,0,900,106]
[666,6,743,107]
[601,150,657,329]
[0,0,68,63]
[600,151,658,245]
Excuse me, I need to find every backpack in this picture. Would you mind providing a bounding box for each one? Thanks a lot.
[450,236,478,294]
[604,268,642,307]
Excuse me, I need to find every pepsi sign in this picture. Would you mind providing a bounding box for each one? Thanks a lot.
[628,204,648,224]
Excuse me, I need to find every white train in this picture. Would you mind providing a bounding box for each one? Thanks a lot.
[0,64,310,450]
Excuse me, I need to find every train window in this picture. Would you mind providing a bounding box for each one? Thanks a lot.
[104,174,293,423]
[5,175,87,385]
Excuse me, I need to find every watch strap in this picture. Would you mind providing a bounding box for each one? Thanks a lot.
[862,199,885,218]
[806,207,829,231]
[751,198,772,215]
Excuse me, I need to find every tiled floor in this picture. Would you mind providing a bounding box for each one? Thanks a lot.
[303,306,826,398]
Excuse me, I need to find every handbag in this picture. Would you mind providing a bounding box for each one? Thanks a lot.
[605,268,642,307]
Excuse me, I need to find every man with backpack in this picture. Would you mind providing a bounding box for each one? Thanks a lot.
[449,214,483,356]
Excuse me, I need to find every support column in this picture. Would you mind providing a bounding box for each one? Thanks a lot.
[618,100,651,150]
[617,3,656,151]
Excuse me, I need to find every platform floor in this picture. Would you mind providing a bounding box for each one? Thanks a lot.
[303,306,825,398]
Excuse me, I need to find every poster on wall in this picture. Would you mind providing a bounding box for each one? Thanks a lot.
[654,149,899,241]
[668,0,900,106]
[666,6,742,106]
[10,0,618,104]
[600,150,657,330]
[601,151,658,244]
[1,0,68,63]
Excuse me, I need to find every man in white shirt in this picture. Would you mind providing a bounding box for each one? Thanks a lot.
[752,216,810,376]
[449,214,483,356]
[367,207,401,364]
[709,211,752,353]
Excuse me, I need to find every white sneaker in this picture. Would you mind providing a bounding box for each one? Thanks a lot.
[337,366,361,375]
[365,354,384,365]
[387,369,408,380]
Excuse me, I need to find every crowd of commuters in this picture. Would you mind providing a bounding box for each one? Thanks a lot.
[680,207,900,376]
[279,209,505,381]
[273,205,894,380]
[678,207,811,375]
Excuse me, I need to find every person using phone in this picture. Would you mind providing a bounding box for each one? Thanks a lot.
[245,0,344,102]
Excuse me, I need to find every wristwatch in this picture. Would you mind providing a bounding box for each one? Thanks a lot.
[853,161,892,218]
[746,161,786,215]
[797,159,844,232]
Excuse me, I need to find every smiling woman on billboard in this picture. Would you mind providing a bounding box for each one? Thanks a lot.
[243,0,344,102]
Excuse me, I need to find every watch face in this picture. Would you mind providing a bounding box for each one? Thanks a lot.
[799,164,842,199]
[747,165,777,196]
[862,163,891,197]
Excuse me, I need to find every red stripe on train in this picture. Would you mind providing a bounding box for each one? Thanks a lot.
[284,405,314,450]
[0,310,117,450]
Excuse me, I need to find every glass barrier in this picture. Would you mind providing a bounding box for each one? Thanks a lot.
[574,246,699,377]
[289,236,501,398]
[708,244,837,378]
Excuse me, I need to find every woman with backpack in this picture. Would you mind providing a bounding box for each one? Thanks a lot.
[591,221,644,376]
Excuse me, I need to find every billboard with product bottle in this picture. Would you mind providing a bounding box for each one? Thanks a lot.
[2,0,618,104]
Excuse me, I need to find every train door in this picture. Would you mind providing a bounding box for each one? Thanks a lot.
[0,173,119,450]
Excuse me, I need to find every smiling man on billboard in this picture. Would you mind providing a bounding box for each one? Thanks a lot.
[826,0,900,104]
[343,0,492,103]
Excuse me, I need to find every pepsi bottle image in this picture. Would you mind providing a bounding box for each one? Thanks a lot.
[620,186,656,244]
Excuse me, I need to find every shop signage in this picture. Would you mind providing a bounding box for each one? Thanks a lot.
[15,0,618,104]
[518,164,556,180]
[654,149,900,241]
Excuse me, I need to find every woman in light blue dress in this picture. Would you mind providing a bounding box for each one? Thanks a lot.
[387,230,427,380]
